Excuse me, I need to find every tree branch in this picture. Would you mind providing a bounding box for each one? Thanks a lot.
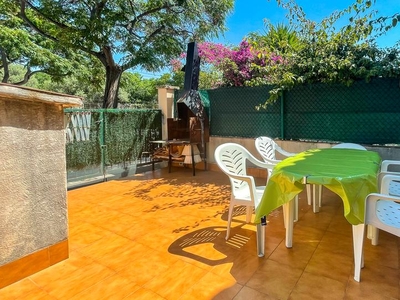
[90,0,107,20]
[12,68,72,86]
[19,1,60,43]
[23,0,70,30]
[19,0,102,59]
[128,3,180,30]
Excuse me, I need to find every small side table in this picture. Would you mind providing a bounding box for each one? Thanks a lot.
[150,140,198,176]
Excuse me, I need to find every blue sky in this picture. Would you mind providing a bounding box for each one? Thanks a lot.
[138,0,399,78]
[215,0,399,48]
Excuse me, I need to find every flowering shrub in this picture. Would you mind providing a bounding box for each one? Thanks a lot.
[171,40,285,88]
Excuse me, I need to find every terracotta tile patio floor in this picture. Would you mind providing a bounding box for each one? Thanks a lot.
[1,166,400,299]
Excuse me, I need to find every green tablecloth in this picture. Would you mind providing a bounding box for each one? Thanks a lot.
[255,148,381,225]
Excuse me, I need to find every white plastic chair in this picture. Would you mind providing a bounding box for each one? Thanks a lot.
[353,174,400,281]
[379,160,400,195]
[214,143,275,240]
[254,137,296,176]
[332,143,367,151]
[372,159,400,242]
[255,137,306,218]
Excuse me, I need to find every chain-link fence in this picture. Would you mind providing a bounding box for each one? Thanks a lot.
[206,78,400,145]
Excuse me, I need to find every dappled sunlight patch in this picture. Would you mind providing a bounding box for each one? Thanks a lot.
[123,179,231,210]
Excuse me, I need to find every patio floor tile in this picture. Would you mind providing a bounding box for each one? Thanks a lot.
[1,166,400,299]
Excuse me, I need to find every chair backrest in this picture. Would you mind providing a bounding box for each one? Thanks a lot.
[255,137,295,178]
[332,143,366,150]
[255,136,277,162]
[215,143,253,192]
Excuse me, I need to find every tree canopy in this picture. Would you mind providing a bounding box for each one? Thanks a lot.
[0,1,88,84]
[16,0,234,108]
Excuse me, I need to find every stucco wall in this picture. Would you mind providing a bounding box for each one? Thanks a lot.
[0,84,82,267]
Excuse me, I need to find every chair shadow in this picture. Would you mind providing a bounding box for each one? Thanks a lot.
[220,204,250,221]
[168,206,257,266]
[167,224,254,266]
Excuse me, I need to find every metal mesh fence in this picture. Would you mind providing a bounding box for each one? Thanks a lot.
[207,86,281,138]
[206,78,400,144]
[65,109,162,183]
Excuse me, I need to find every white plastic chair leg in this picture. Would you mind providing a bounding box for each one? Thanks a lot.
[245,205,252,223]
[366,224,373,239]
[366,225,379,245]
[307,184,323,210]
[226,202,235,240]
[352,224,365,282]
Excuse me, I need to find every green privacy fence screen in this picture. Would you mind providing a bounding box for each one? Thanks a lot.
[64,109,162,175]
[205,77,400,145]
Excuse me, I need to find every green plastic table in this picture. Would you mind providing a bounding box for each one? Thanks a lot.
[253,147,380,256]
[256,148,381,225]
[253,147,381,280]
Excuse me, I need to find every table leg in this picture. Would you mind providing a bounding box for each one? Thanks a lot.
[313,185,321,213]
[306,184,312,205]
[352,224,365,282]
[191,144,195,176]
[283,199,294,248]
[168,144,172,173]
[256,222,265,257]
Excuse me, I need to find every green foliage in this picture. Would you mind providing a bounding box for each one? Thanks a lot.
[104,110,161,165]
[0,1,92,84]
[120,72,158,108]
[17,0,234,107]
[247,22,304,55]
[250,0,400,107]
[65,109,162,170]
[22,68,162,108]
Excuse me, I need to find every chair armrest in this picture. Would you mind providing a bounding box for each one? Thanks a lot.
[275,144,296,158]
[378,171,400,186]
[379,174,400,194]
[365,192,400,236]
[261,157,281,165]
[227,173,254,184]
[366,192,400,221]
[367,193,400,203]
[250,157,276,170]
[228,173,260,195]
[381,160,400,172]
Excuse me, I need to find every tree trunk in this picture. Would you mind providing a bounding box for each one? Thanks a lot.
[103,64,123,108]
[1,48,10,83]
